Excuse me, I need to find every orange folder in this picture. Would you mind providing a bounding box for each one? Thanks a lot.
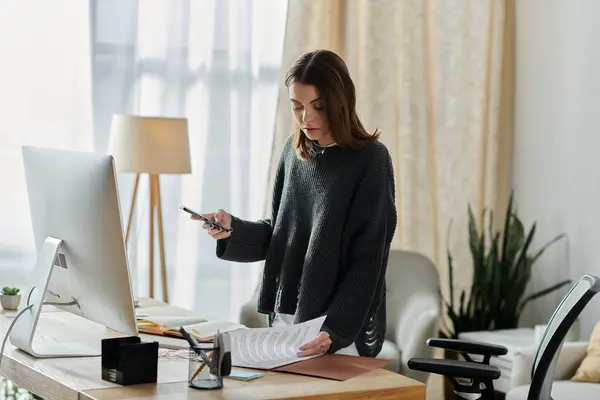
[273,354,392,381]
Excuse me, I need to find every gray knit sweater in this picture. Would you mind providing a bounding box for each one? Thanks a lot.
[216,136,397,356]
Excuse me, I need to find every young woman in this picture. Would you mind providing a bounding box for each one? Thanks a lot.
[195,49,397,358]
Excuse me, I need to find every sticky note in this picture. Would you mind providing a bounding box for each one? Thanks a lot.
[226,369,263,381]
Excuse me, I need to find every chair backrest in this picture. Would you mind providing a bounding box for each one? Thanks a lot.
[385,250,440,349]
[528,275,600,400]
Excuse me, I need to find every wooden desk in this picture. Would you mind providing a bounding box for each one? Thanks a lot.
[0,298,425,399]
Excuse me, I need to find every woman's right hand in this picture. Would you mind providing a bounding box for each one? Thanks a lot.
[192,209,232,240]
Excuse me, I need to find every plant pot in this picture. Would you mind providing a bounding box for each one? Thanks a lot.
[1,294,21,310]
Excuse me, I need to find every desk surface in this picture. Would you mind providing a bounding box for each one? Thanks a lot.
[1,298,425,400]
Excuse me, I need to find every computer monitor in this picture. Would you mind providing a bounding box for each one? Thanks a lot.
[10,145,138,358]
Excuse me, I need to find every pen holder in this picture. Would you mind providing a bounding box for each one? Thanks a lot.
[101,336,158,385]
[187,332,232,390]
[188,346,223,390]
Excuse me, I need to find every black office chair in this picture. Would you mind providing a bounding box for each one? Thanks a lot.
[408,275,600,400]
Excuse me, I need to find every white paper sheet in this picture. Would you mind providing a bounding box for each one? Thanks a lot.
[225,315,326,369]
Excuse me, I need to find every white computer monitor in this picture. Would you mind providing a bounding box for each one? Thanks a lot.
[10,145,138,358]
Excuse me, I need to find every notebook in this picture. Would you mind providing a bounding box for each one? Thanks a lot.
[138,318,246,343]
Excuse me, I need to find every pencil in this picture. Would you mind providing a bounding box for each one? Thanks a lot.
[190,351,213,381]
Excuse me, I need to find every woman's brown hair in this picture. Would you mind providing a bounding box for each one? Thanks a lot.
[284,49,380,160]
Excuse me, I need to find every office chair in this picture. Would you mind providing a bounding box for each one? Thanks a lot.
[408,275,600,400]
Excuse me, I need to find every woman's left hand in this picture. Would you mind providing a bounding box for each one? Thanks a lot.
[298,331,332,356]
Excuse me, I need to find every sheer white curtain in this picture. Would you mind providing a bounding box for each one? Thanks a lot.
[0,2,93,274]
[0,0,287,322]
[92,0,287,320]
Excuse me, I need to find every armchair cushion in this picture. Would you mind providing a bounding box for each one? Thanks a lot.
[572,320,600,382]
[511,341,588,387]
[506,381,600,400]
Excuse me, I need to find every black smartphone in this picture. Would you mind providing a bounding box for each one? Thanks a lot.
[179,204,233,232]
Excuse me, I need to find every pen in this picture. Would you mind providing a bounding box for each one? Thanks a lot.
[179,326,200,348]
[180,327,213,366]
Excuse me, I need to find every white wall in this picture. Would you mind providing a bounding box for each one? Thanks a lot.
[514,0,600,339]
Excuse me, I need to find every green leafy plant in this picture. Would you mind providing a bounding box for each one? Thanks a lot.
[1,287,20,296]
[440,192,571,339]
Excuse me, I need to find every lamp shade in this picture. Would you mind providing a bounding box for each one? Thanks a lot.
[109,115,192,174]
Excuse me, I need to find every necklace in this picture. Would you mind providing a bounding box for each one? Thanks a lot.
[310,140,337,156]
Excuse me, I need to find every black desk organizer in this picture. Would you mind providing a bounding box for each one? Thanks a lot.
[101,336,158,385]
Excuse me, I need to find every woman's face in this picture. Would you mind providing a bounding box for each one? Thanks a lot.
[288,82,332,144]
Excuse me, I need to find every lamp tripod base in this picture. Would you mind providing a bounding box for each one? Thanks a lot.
[126,173,169,303]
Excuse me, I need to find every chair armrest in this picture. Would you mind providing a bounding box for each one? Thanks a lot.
[512,341,589,386]
[428,338,508,357]
[408,358,501,380]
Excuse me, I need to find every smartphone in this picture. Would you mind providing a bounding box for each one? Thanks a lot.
[179,204,233,232]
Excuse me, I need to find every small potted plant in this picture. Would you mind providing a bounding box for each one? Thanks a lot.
[1,287,21,310]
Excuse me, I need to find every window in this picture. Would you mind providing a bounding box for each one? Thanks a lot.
[0,0,288,322]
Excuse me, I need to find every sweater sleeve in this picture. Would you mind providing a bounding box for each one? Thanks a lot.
[215,136,289,263]
[321,145,396,353]
[216,216,273,262]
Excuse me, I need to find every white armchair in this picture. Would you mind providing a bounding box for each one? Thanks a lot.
[506,341,598,399]
[239,281,268,329]
[381,250,440,383]
[238,249,441,383]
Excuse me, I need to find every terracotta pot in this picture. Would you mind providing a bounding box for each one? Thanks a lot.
[1,294,21,310]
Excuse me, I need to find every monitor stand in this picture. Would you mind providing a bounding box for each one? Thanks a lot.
[9,237,100,358]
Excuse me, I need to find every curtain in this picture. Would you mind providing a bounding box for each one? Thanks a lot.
[271,0,514,307]
[0,2,94,275]
[0,0,288,323]
[92,0,287,321]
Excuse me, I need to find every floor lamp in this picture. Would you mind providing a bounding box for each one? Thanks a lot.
[108,115,191,303]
